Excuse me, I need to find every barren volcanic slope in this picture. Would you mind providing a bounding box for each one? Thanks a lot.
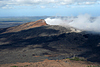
[0,19,100,64]
[0,19,47,34]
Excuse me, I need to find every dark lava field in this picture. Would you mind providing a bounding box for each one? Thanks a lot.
[0,20,100,64]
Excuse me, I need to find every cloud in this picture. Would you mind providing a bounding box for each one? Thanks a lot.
[70,5,94,8]
[85,2,95,5]
[45,14,100,33]
[0,0,100,8]
[40,6,46,8]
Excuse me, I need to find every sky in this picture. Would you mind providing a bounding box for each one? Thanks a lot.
[0,0,100,17]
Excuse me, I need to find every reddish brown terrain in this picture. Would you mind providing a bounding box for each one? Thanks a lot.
[0,59,98,67]
[1,19,47,34]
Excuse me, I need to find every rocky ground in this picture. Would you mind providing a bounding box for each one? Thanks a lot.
[0,59,99,67]
[0,19,100,66]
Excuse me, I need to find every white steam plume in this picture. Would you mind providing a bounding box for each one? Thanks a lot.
[45,14,100,33]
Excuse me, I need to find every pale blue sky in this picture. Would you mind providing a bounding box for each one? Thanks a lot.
[0,0,100,17]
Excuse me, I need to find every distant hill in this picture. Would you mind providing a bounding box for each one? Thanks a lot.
[0,16,50,28]
[0,19,47,34]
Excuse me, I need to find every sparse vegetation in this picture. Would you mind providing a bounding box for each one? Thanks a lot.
[10,65,29,67]
[24,65,29,67]
[11,66,18,67]
[69,57,85,61]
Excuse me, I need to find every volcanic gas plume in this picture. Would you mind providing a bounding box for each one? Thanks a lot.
[45,14,100,33]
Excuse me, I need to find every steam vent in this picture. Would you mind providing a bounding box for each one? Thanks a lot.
[2,19,47,34]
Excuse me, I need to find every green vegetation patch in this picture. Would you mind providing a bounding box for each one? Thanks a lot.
[10,66,18,67]
[10,65,29,67]
[69,57,85,61]
[24,65,29,67]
